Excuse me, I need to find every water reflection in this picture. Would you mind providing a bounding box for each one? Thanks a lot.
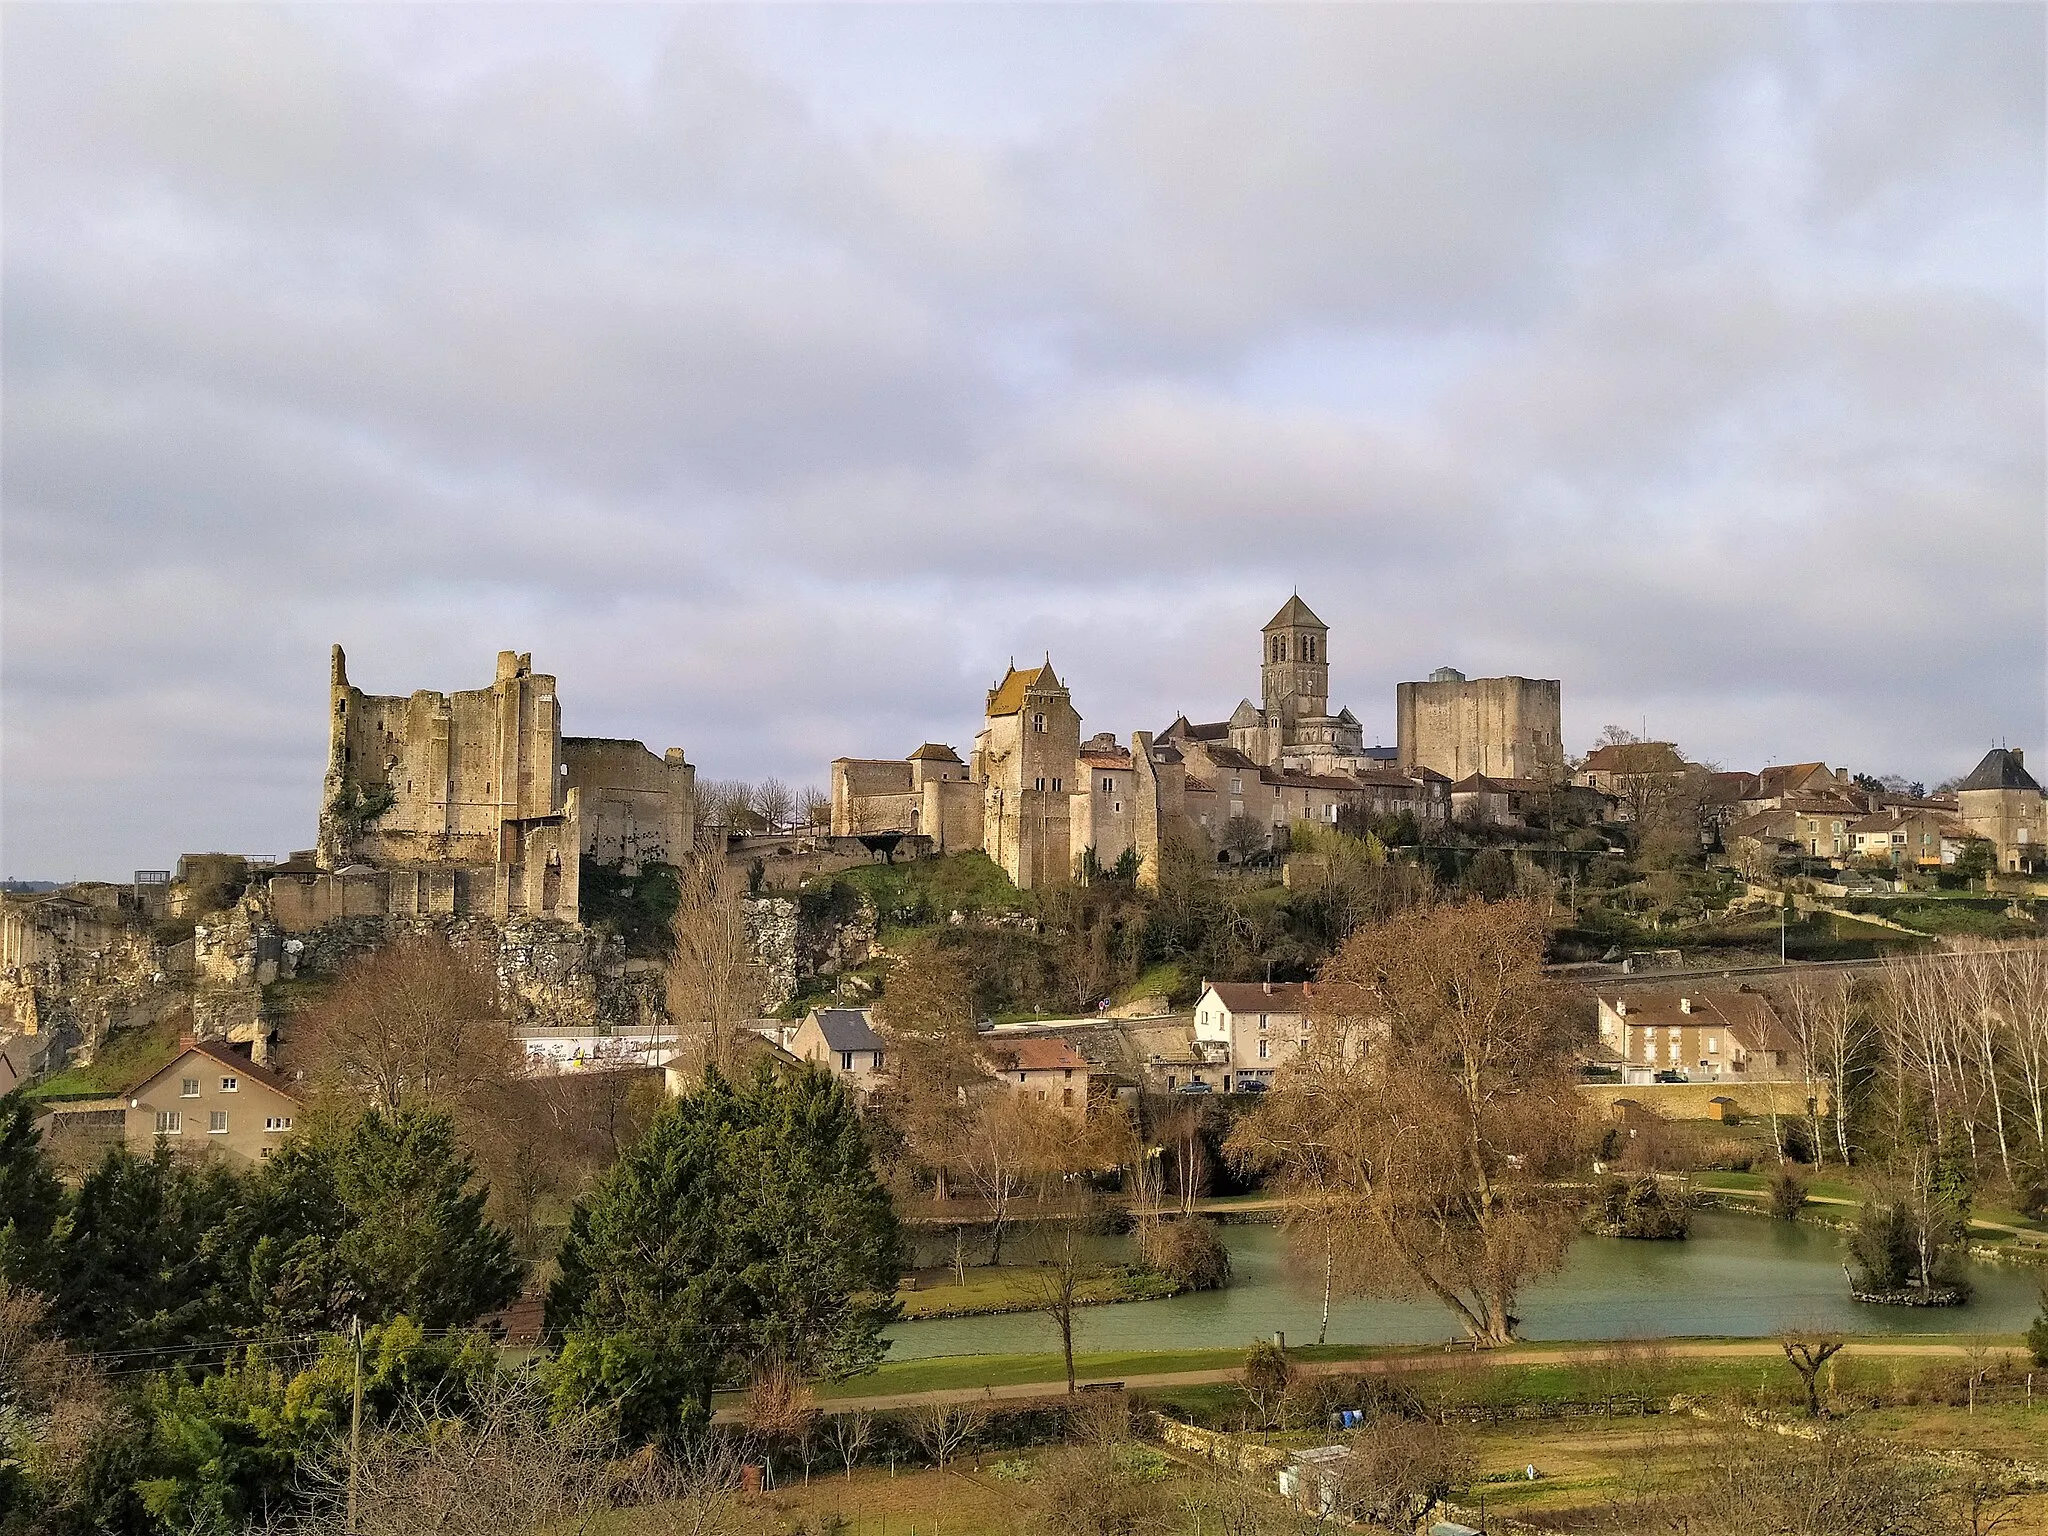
[886,1213,2038,1361]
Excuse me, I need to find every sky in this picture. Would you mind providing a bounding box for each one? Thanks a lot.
[3,2,2044,880]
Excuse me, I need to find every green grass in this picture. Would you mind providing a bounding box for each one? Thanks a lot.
[1693,1171,2048,1235]
[25,1013,181,1102]
[811,1343,1393,1400]
[897,1267,1182,1319]
[835,852,1029,925]
[1116,961,1190,1009]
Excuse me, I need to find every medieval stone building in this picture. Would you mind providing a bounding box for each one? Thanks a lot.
[1396,667,1564,784]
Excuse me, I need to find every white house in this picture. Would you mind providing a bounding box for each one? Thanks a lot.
[1193,980,1314,1091]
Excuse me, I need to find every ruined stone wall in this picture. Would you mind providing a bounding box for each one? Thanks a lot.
[0,889,191,1058]
[1397,675,1564,783]
[564,737,695,872]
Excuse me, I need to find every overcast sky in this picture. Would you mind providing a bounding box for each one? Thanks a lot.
[4,3,2043,880]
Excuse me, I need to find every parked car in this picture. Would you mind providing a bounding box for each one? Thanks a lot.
[1177,1081,1214,1094]
[1235,1079,1270,1094]
[1653,1069,1689,1084]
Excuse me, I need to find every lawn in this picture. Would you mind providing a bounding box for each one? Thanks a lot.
[605,1457,1072,1536]
[1693,1170,2048,1235]
[25,1012,180,1101]
[896,1267,1182,1320]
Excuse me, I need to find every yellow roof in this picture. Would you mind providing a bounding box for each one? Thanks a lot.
[987,662,1062,717]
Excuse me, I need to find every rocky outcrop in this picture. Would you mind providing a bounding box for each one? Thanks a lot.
[745,890,879,1012]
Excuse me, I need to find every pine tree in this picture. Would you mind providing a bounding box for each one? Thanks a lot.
[330,1107,523,1329]
[0,1090,64,1291]
[548,1063,901,1440]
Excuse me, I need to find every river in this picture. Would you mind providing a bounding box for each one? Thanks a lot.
[884,1212,2040,1361]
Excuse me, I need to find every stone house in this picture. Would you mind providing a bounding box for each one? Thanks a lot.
[790,1006,887,1097]
[1595,989,1798,1083]
[1847,808,1954,869]
[979,1033,1092,1114]
[123,1036,303,1162]
[1574,741,1691,800]
[1193,980,1313,1090]
[1739,762,1857,815]
[1957,748,2048,873]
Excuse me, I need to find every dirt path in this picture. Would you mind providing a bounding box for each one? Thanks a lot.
[793,1338,1982,1416]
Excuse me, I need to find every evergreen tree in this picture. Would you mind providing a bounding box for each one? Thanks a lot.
[203,1135,349,1338]
[0,1089,64,1291]
[53,1143,242,1355]
[330,1106,523,1328]
[547,1064,901,1439]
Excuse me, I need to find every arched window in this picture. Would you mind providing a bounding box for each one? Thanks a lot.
[1271,636,1286,662]
[1300,635,1317,662]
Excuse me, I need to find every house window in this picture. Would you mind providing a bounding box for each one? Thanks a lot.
[1032,713,1046,733]
[1296,1037,1308,1051]
[155,1110,182,1135]
[841,1051,855,1071]
[1102,777,1115,794]
[1258,1039,1270,1060]
[220,1076,239,1093]
[1062,1089,1074,1108]
[873,1051,884,1070]
[180,1078,199,1098]
[1035,777,1046,791]
[1232,777,1243,793]
[1036,1089,1046,1101]
[1707,1037,1719,1054]
[1259,1014,1268,1029]
[209,1111,229,1134]
[264,1116,292,1132]
[1051,777,1062,792]
[1113,802,1122,813]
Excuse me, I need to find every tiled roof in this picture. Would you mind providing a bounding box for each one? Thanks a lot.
[1196,743,1263,771]
[1581,742,1689,775]
[1602,988,1794,1055]
[1959,748,2043,794]
[980,1036,1089,1072]
[1261,768,1365,791]
[127,1038,302,1103]
[908,743,963,764]
[987,662,1062,717]
[1080,751,1132,770]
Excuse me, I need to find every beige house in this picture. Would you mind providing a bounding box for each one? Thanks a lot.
[1957,748,2048,873]
[979,1033,1092,1115]
[1595,989,1797,1083]
[1193,980,1314,1090]
[1847,808,1954,868]
[790,1007,887,1097]
[124,1037,302,1162]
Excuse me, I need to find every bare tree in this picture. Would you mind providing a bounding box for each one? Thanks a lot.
[907,1399,987,1471]
[956,1091,1039,1264]
[1229,900,1584,1347]
[1779,1328,1846,1419]
[291,933,521,1116]
[741,1359,818,1489]
[825,1409,873,1480]
[750,778,796,834]
[799,786,833,835]
[665,845,763,1079]
[1016,1214,1106,1393]
[1329,1420,1474,1531]
[873,941,985,1203]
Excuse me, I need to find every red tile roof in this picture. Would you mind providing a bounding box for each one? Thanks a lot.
[128,1038,302,1103]
[981,1036,1090,1073]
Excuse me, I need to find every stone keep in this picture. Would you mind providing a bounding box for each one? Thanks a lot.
[974,661,1083,891]
[1396,668,1564,783]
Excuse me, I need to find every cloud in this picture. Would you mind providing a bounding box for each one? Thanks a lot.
[2,3,2040,877]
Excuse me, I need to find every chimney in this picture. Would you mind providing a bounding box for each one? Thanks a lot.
[2016,750,2026,768]
[1614,998,1625,1017]
[1264,980,1274,995]
[1679,997,1692,1014]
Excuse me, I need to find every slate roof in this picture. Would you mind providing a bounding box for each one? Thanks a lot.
[1959,748,2043,794]
[908,743,963,764]
[809,1008,884,1053]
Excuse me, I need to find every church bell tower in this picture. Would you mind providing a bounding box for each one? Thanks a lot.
[1260,595,1329,728]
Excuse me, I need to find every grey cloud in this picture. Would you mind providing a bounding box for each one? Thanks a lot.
[2,3,2040,877]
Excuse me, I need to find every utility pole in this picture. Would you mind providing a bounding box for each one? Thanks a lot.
[1780,896,1788,965]
[348,1315,364,1534]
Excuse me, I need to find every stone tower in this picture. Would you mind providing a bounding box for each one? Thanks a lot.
[974,659,1082,889]
[1261,595,1329,730]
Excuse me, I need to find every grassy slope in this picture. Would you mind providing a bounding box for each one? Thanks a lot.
[26,1012,182,1102]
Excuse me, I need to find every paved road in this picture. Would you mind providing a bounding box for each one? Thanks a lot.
[794,1337,1987,1416]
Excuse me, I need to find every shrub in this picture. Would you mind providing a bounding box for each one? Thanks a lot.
[1768,1166,1810,1221]
[2029,1290,2048,1367]
[1584,1175,1690,1240]
[1136,1218,1231,1291]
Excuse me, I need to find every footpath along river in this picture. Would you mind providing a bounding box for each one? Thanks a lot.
[884,1212,2041,1361]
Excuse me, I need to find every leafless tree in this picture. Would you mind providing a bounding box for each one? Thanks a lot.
[1329,1419,1474,1531]
[956,1090,1039,1264]
[1229,900,1584,1347]
[750,778,796,834]
[665,845,763,1079]
[799,786,832,835]
[1779,1328,1846,1418]
[741,1358,818,1488]
[907,1399,987,1471]
[825,1408,873,1480]
[1016,1214,1107,1393]
[291,933,521,1117]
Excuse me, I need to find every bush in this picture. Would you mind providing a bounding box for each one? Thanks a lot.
[1768,1167,1810,1222]
[2029,1291,2048,1367]
[1584,1175,1690,1240]
[1136,1218,1231,1291]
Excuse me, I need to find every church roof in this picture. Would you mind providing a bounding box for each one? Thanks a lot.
[1262,595,1327,632]
[1959,748,2042,793]
[986,662,1063,717]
